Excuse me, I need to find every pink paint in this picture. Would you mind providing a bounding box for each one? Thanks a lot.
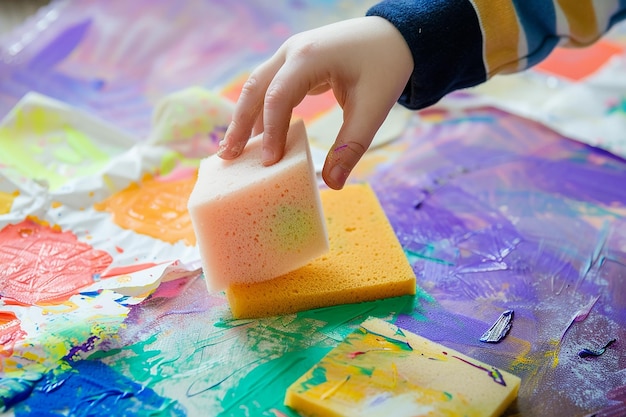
[0,218,113,304]
[155,166,197,182]
[100,263,159,278]
[347,351,367,359]
[560,295,600,342]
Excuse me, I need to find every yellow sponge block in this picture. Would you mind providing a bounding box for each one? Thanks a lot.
[225,183,416,319]
[285,317,521,417]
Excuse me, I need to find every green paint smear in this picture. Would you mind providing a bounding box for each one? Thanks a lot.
[218,346,330,417]
[0,124,112,190]
[88,333,167,386]
[300,366,328,391]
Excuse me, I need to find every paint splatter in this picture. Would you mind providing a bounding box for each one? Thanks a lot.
[94,171,196,245]
[578,339,616,359]
[0,217,112,304]
[480,310,514,343]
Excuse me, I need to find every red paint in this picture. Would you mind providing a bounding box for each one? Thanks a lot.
[0,218,113,305]
[535,40,624,81]
[115,246,124,253]
[0,311,26,360]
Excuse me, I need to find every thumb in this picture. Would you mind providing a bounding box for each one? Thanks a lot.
[321,98,391,190]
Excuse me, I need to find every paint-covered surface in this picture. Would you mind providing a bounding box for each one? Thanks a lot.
[0,1,625,417]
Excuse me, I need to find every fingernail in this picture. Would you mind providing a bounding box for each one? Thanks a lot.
[329,164,349,188]
[217,139,229,157]
[218,139,242,158]
[262,147,274,165]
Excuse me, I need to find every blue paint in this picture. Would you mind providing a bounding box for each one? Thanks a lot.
[578,339,617,359]
[0,374,41,413]
[13,361,186,417]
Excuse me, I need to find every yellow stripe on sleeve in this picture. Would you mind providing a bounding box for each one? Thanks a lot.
[556,0,599,46]
[469,0,523,75]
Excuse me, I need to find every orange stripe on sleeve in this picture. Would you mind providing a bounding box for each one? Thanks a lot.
[556,0,599,46]
[470,0,522,75]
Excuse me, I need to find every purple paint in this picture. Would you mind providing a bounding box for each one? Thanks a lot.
[64,335,100,362]
[371,108,626,415]
[28,20,92,71]
[451,355,507,386]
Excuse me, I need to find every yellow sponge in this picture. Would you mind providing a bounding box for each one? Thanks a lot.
[285,317,521,417]
[225,183,416,319]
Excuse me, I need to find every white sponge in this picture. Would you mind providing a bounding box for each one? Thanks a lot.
[187,120,329,291]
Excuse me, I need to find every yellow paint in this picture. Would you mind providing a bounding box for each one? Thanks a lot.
[39,301,79,315]
[116,275,133,283]
[51,201,62,208]
[546,339,561,368]
[95,172,197,245]
[0,190,19,214]
[0,107,122,190]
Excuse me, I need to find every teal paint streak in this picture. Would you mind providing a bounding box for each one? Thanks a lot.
[405,247,455,266]
[87,333,167,385]
[218,347,330,417]
[300,366,328,391]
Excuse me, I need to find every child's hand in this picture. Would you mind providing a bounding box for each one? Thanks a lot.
[218,16,413,189]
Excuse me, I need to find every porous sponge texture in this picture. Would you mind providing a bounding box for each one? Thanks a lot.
[226,183,417,319]
[187,120,329,291]
[285,317,521,417]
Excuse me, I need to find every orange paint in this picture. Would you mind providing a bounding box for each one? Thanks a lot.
[0,189,20,214]
[0,218,113,305]
[94,171,197,246]
[535,40,624,81]
[0,311,25,360]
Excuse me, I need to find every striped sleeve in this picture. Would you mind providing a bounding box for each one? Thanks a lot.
[367,0,626,110]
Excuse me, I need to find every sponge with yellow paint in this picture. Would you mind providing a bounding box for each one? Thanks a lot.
[285,317,521,417]
[225,183,416,319]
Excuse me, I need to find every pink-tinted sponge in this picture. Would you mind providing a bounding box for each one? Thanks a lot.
[187,120,329,291]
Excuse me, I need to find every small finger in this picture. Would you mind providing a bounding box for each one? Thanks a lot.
[260,54,323,166]
[218,59,281,159]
